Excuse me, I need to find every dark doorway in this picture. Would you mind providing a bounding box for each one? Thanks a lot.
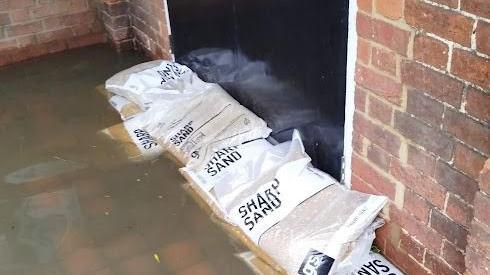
[167,0,349,181]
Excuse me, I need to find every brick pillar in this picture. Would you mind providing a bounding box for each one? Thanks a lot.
[99,0,133,51]
[96,0,171,59]
[465,159,490,274]
[352,0,489,274]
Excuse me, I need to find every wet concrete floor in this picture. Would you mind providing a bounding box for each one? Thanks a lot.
[0,45,254,275]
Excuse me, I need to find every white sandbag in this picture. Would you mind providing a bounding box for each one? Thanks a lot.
[180,131,305,215]
[259,184,387,275]
[105,60,211,109]
[98,114,163,162]
[235,219,386,275]
[352,251,404,275]
[108,95,143,121]
[333,218,384,275]
[143,84,271,165]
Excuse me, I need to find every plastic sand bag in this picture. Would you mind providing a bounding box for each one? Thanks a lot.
[98,114,163,162]
[259,183,387,275]
[108,95,144,121]
[105,60,212,109]
[143,84,271,165]
[235,219,386,275]
[180,131,305,216]
[96,85,143,121]
[351,250,404,275]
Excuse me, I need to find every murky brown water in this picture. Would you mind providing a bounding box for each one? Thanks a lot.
[0,45,254,275]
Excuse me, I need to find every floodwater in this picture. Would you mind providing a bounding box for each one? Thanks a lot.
[0,45,254,275]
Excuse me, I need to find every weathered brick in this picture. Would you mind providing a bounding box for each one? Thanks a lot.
[424,251,459,275]
[72,20,103,36]
[103,0,129,16]
[368,95,392,125]
[390,158,446,209]
[443,109,490,155]
[7,21,43,37]
[430,209,468,250]
[357,38,370,64]
[32,1,86,19]
[442,241,466,274]
[16,34,35,47]
[37,28,73,43]
[354,112,402,156]
[356,64,402,105]
[356,12,410,55]
[9,43,49,63]
[103,14,130,29]
[0,38,16,50]
[461,0,490,18]
[399,233,425,263]
[466,246,490,275]
[0,12,9,25]
[466,87,490,123]
[44,10,97,30]
[9,8,30,23]
[385,241,430,275]
[358,0,373,13]
[476,21,490,56]
[401,61,464,107]
[395,111,454,160]
[479,159,490,195]
[390,207,443,253]
[405,0,474,46]
[352,154,397,200]
[407,144,436,176]
[431,0,458,8]
[106,26,130,41]
[376,0,403,20]
[413,35,448,70]
[435,161,479,204]
[376,220,401,249]
[367,144,391,171]
[474,192,490,224]
[446,193,473,228]
[454,143,486,179]
[352,132,365,155]
[7,0,35,10]
[451,49,490,89]
[355,86,367,113]
[352,174,378,195]
[404,188,431,223]
[468,220,490,254]
[371,47,396,75]
[406,89,444,126]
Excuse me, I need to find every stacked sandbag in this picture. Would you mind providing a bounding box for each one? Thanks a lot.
[98,115,163,162]
[182,131,388,275]
[100,61,390,275]
[139,84,271,166]
[96,85,143,121]
[236,219,387,275]
[105,60,212,109]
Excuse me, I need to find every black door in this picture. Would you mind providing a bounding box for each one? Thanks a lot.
[167,0,349,181]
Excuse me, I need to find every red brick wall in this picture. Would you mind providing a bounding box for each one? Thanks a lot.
[466,159,490,274]
[0,0,106,66]
[352,0,489,274]
[99,0,171,59]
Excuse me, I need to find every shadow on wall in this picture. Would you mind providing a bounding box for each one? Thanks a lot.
[179,48,344,180]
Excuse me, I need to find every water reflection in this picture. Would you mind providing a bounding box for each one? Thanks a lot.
[0,45,254,275]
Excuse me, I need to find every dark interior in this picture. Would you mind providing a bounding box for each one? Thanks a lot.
[167,0,349,181]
